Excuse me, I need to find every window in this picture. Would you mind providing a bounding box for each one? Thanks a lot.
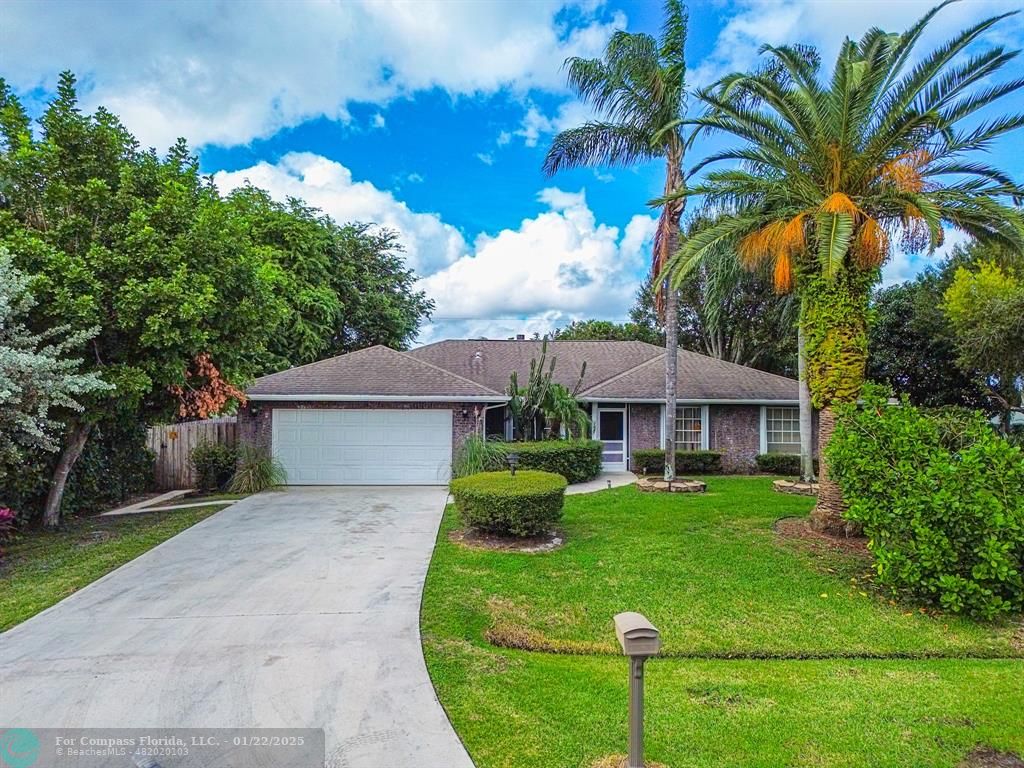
[764,406,800,454]
[675,406,705,451]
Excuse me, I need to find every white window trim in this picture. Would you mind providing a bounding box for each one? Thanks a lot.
[759,406,768,455]
[674,404,709,451]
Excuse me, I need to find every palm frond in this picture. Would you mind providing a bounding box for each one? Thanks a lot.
[542,122,655,175]
[815,212,854,278]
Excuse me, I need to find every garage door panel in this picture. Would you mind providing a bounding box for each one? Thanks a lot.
[272,408,453,485]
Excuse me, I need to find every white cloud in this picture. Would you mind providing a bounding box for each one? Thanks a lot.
[213,153,467,275]
[419,188,656,337]
[370,113,386,129]
[212,155,656,342]
[0,1,625,149]
[476,152,495,166]
[515,99,598,146]
[691,0,1023,87]
[881,227,973,287]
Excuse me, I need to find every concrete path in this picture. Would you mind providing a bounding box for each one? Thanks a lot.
[0,486,474,768]
[566,470,637,495]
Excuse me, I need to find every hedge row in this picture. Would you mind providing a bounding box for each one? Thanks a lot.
[450,470,567,537]
[488,440,602,484]
[753,453,819,476]
[631,449,723,475]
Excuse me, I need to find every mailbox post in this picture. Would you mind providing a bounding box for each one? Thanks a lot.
[613,612,661,768]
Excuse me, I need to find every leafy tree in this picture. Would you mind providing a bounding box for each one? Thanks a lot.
[0,73,288,526]
[551,318,660,345]
[541,383,591,439]
[868,251,987,409]
[943,259,1024,430]
[225,187,433,370]
[0,249,109,471]
[543,0,690,481]
[666,5,1024,533]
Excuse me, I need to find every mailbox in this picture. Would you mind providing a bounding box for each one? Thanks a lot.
[614,611,661,657]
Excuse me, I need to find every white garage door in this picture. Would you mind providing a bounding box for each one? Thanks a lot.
[272,409,453,485]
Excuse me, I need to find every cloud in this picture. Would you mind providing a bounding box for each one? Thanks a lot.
[213,153,467,275]
[476,152,495,166]
[370,113,386,129]
[212,155,655,342]
[0,1,625,149]
[691,0,1023,87]
[515,99,598,146]
[881,227,973,287]
[419,187,656,337]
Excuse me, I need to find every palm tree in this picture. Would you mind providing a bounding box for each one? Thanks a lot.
[543,0,689,482]
[666,2,1024,533]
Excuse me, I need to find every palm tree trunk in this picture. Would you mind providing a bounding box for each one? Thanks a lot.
[664,284,678,482]
[809,407,848,535]
[42,421,92,530]
[797,323,815,482]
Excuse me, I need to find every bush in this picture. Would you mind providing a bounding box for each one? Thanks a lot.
[488,440,602,484]
[631,449,723,476]
[754,454,819,476]
[191,441,239,491]
[452,434,505,479]
[828,388,1024,619]
[229,446,287,494]
[0,416,155,521]
[450,470,567,537]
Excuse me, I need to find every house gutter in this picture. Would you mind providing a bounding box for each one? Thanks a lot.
[578,397,800,406]
[247,394,508,403]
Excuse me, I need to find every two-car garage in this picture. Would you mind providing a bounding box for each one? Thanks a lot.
[272,409,454,485]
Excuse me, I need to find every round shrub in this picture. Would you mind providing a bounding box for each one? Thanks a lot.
[450,470,567,537]
[828,388,1024,619]
[487,440,602,484]
[191,441,239,492]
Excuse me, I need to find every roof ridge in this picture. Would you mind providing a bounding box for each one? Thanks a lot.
[251,344,391,384]
[676,347,797,384]
[578,352,666,396]
[394,348,504,396]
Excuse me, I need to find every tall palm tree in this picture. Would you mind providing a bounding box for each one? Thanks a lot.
[666,2,1024,533]
[543,0,689,481]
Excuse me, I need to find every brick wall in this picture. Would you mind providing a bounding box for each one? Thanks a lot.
[627,404,661,465]
[238,400,482,459]
[708,405,761,472]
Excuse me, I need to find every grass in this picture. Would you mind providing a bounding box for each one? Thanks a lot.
[421,476,1024,768]
[0,505,223,631]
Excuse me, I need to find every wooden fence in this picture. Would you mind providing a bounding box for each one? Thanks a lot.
[146,417,237,490]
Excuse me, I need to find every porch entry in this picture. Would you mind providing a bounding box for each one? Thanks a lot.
[596,406,627,471]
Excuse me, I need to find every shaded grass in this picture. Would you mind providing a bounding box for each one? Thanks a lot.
[0,505,222,631]
[421,477,1024,768]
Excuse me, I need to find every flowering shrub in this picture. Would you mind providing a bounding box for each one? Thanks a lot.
[827,387,1024,619]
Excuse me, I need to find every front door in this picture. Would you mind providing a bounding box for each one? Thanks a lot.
[597,408,627,471]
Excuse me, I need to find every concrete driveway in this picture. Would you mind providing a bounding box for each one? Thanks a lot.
[0,486,474,768]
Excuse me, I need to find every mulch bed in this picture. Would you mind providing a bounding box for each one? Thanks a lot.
[959,747,1024,768]
[449,527,565,554]
[774,516,869,556]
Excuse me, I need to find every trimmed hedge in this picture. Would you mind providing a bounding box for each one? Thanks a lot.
[631,449,723,476]
[754,453,814,476]
[450,470,567,537]
[191,442,239,492]
[488,440,602,484]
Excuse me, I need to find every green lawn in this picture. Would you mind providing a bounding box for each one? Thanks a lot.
[0,505,224,631]
[421,476,1024,768]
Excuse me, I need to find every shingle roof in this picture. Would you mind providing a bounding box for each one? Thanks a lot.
[579,349,798,401]
[247,340,799,402]
[247,345,503,398]
[407,339,662,394]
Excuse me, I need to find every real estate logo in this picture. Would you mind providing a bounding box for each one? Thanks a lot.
[0,729,39,768]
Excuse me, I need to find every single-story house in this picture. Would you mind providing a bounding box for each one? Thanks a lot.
[239,339,808,485]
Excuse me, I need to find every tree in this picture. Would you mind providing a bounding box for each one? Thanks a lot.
[0,249,109,470]
[551,319,660,345]
[225,187,433,370]
[666,5,1024,533]
[543,0,690,482]
[868,252,987,409]
[0,74,288,527]
[943,259,1024,430]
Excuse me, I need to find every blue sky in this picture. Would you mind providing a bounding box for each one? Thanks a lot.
[3,0,1022,343]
